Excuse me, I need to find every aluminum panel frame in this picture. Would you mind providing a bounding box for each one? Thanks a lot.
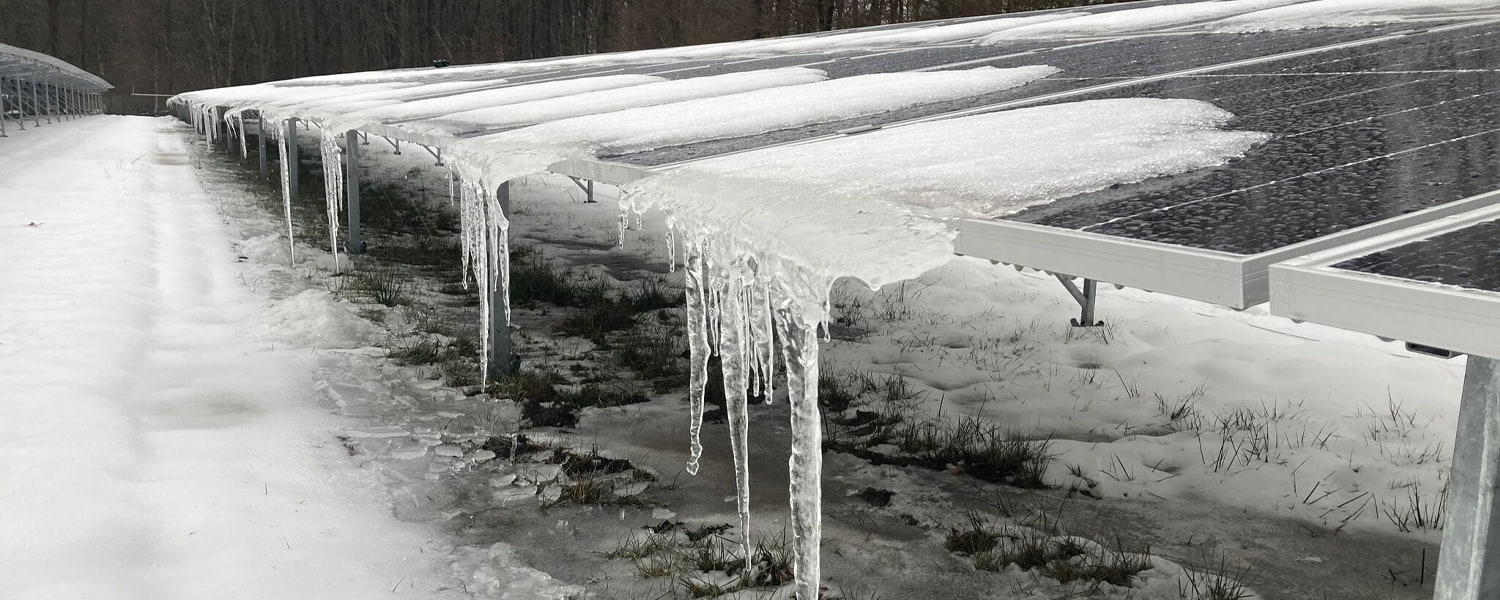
[955,188,1500,310]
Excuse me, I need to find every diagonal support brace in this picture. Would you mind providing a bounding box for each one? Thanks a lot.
[567,176,596,203]
[420,144,443,166]
[1053,273,1104,328]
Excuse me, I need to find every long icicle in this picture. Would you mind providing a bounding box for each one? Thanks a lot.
[719,265,754,570]
[684,245,711,476]
[236,113,248,159]
[319,130,345,270]
[276,120,296,265]
[777,301,824,600]
[486,184,512,323]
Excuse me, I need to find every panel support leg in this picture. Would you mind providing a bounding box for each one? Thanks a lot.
[488,181,519,378]
[1436,355,1500,599]
[1054,274,1104,327]
[344,130,365,254]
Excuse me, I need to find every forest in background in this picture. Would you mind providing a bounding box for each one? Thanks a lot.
[0,0,1129,114]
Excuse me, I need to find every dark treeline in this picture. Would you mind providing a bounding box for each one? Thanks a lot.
[0,0,1128,114]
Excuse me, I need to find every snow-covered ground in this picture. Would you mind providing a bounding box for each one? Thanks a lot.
[0,117,575,600]
[2,115,1465,599]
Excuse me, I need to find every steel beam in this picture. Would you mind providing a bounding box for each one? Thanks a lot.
[1437,356,1500,599]
[344,130,364,254]
[488,181,518,378]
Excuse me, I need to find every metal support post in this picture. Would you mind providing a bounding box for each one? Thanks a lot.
[344,130,364,254]
[0,77,8,138]
[568,177,598,203]
[488,181,518,378]
[10,77,26,131]
[1436,355,1500,599]
[30,81,40,126]
[285,118,300,201]
[256,116,267,175]
[1053,274,1104,327]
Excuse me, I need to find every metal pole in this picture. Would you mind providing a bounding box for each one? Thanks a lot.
[488,181,517,378]
[30,80,40,126]
[0,77,8,138]
[344,129,364,254]
[257,116,267,175]
[9,77,23,131]
[1436,355,1500,599]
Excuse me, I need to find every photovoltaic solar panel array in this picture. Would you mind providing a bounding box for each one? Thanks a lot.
[1335,218,1500,292]
[604,26,1413,166]
[1011,25,1500,256]
[172,4,1500,598]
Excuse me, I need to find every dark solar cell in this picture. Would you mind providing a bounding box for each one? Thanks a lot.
[1333,219,1500,293]
[1007,26,1500,255]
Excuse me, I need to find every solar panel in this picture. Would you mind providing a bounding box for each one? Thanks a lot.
[604,25,1416,167]
[1334,218,1500,292]
[951,18,1500,308]
[1270,200,1500,358]
[172,3,1500,313]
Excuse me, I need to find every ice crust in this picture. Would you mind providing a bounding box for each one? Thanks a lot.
[404,67,830,139]
[623,97,1268,598]
[321,75,665,134]
[980,0,1303,40]
[446,67,1059,191]
[1212,0,1500,31]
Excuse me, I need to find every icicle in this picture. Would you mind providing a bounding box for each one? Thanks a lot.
[778,307,824,600]
[748,275,774,403]
[707,288,723,351]
[819,298,833,343]
[447,171,457,207]
[744,285,762,399]
[236,114,248,159]
[665,225,677,273]
[684,246,710,476]
[319,131,345,270]
[204,106,215,147]
[617,210,628,249]
[458,177,474,290]
[485,186,512,323]
[465,183,495,386]
[719,266,754,569]
[451,177,512,388]
[276,121,296,265]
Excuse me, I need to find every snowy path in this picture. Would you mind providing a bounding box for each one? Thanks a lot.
[0,117,471,599]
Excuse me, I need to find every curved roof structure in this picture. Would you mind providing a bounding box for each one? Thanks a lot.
[0,42,113,92]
